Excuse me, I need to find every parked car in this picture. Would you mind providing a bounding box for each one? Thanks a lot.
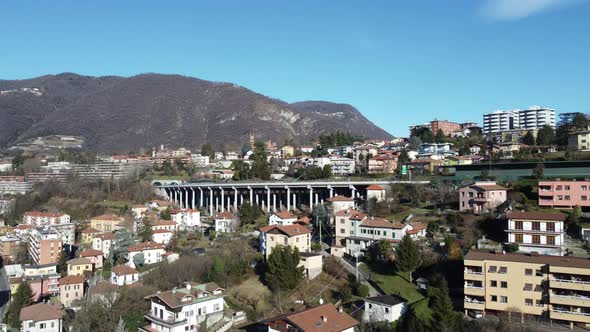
[468,310,483,319]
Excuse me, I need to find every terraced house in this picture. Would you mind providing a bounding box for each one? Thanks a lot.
[464,250,590,329]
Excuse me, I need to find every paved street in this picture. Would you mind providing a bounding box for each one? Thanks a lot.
[0,268,10,323]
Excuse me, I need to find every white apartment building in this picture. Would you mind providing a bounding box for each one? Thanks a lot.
[22,212,70,227]
[329,157,356,176]
[171,209,200,229]
[191,154,210,166]
[483,107,555,134]
[142,282,225,332]
[505,211,566,256]
[127,242,166,268]
[92,233,115,258]
[268,211,298,226]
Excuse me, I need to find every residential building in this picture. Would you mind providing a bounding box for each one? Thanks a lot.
[111,265,139,286]
[28,229,62,265]
[366,184,386,202]
[152,229,174,245]
[141,282,226,332]
[58,275,85,307]
[20,302,64,332]
[464,249,590,329]
[568,130,590,152]
[0,234,21,262]
[334,209,367,245]
[22,212,70,227]
[66,258,93,277]
[363,294,408,323]
[214,211,238,233]
[259,224,311,258]
[151,220,177,232]
[0,176,32,195]
[483,107,556,134]
[92,232,115,258]
[127,242,166,267]
[90,214,124,232]
[81,227,100,245]
[49,222,75,246]
[79,249,104,269]
[22,264,60,299]
[459,181,508,214]
[368,154,398,175]
[505,211,566,256]
[430,120,462,136]
[299,252,323,280]
[132,205,148,219]
[326,196,356,214]
[191,154,210,166]
[538,180,590,209]
[269,211,298,226]
[329,157,356,176]
[262,303,359,332]
[170,209,200,229]
[345,217,409,256]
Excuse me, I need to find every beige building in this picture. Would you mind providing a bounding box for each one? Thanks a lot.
[459,181,507,214]
[58,275,85,307]
[79,249,104,269]
[259,224,311,258]
[81,227,100,245]
[569,130,590,151]
[90,214,124,232]
[0,234,21,262]
[464,250,590,329]
[334,209,367,245]
[66,258,93,277]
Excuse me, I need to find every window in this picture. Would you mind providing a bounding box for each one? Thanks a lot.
[546,223,555,232]
[368,303,372,309]
[547,236,555,245]
[557,195,563,200]
[565,185,571,190]
[525,298,533,306]
[536,269,543,276]
[565,195,571,200]
[340,229,345,234]
[556,185,563,190]
[489,266,497,273]
[583,196,588,201]
[462,192,465,197]
[582,185,588,191]
[525,268,532,276]
[514,221,523,230]
[535,300,543,307]
[532,235,541,244]
[501,281,508,288]
[524,283,533,291]
[532,222,540,231]
[40,323,46,329]
[340,219,345,224]
[515,234,523,243]
[500,296,508,303]
[469,192,474,198]
[490,295,497,302]
[490,280,497,287]
[499,266,507,274]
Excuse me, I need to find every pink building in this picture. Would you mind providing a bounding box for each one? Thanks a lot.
[459,181,507,214]
[538,180,590,209]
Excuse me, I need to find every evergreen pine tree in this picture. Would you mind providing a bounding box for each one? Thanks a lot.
[5,282,34,328]
[264,246,304,290]
[395,234,422,283]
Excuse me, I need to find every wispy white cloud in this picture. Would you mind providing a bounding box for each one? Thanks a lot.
[480,0,584,21]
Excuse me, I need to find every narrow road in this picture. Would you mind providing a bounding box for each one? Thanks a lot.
[336,256,383,296]
[0,268,10,322]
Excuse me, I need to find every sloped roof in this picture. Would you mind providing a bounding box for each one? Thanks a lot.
[91,214,123,221]
[326,196,354,202]
[273,211,297,219]
[366,184,385,190]
[214,211,234,219]
[20,302,63,322]
[59,275,84,286]
[284,304,359,332]
[112,265,138,276]
[506,211,567,222]
[334,209,366,220]
[128,242,166,252]
[66,257,92,266]
[80,249,103,257]
[261,224,311,237]
[361,217,401,229]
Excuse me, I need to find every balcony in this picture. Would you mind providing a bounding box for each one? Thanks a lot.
[464,300,485,311]
[551,294,590,308]
[464,269,484,281]
[464,284,485,296]
[550,310,590,324]
[551,278,590,292]
[144,314,187,328]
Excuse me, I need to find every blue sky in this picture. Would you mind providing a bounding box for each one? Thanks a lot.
[1,0,589,137]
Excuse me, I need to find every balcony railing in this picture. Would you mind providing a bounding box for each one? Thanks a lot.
[551,309,590,317]
[464,269,483,275]
[552,278,590,285]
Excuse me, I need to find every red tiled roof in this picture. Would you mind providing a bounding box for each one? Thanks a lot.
[261,224,312,237]
[153,229,173,234]
[80,249,104,257]
[326,196,354,202]
[214,211,234,219]
[16,224,31,230]
[81,227,100,234]
[273,211,297,219]
[153,220,177,226]
[366,184,384,190]
[95,232,116,240]
[24,211,66,218]
[67,257,92,266]
[20,303,63,322]
[410,222,427,231]
[112,265,138,276]
[296,216,311,225]
[361,217,403,229]
[59,275,84,286]
[92,214,123,221]
[282,304,359,332]
[128,242,165,252]
[506,211,567,222]
[334,209,366,220]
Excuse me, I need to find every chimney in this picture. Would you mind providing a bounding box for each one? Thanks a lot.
[321,315,328,323]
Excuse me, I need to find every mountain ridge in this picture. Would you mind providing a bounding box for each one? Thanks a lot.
[0,73,392,152]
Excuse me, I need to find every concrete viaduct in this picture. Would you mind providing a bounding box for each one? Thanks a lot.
[153,180,430,216]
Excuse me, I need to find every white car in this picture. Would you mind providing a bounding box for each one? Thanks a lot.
[468,310,483,319]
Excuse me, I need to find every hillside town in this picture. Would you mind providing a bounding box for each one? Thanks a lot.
[0,108,589,332]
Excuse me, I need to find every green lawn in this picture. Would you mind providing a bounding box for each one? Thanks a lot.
[387,208,431,222]
[359,263,425,304]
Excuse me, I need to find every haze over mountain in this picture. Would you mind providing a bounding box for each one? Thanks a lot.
[0,73,392,152]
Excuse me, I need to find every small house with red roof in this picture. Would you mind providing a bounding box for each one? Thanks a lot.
[259,224,312,258]
[326,195,356,213]
[366,184,386,202]
[80,249,104,269]
[269,210,298,226]
[127,242,166,268]
[170,208,201,229]
[214,211,238,233]
[111,265,139,286]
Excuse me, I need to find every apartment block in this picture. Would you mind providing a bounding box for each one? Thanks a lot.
[539,180,590,209]
[22,212,70,227]
[28,229,62,265]
[505,211,566,256]
[483,107,555,134]
[459,181,507,214]
[259,224,311,258]
[569,130,590,152]
[464,250,590,329]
